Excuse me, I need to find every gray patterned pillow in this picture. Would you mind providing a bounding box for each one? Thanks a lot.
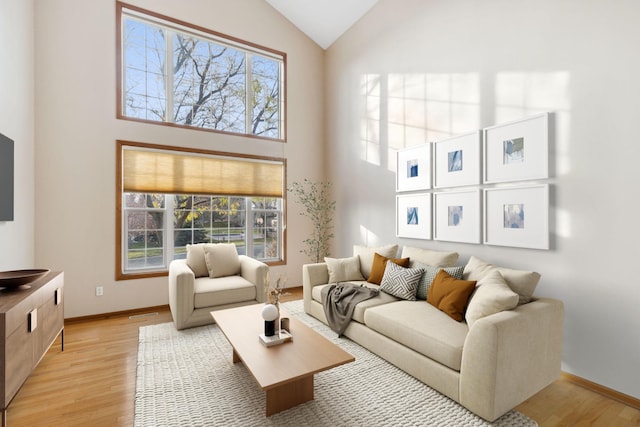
[414,262,464,300]
[380,261,424,301]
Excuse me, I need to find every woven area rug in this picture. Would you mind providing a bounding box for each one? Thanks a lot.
[135,300,537,427]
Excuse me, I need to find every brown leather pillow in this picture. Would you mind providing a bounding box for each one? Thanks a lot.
[367,252,410,285]
[427,269,477,322]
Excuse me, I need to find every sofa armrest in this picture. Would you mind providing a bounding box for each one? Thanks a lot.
[238,255,269,303]
[168,259,196,330]
[302,263,329,313]
[459,297,564,421]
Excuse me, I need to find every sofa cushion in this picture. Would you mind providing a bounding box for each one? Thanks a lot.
[325,256,365,283]
[311,282,398,323]
[193,275,256,308]
[414,262,465,300]
[204,243,241,278]
[368,253,410,285]
[353,244,398,279]
[427,270,476,322]
[401,246,459,268]
[463,255,540,304]
[380,262,423,301]
[364,300,469,371]
[465,269,519,327]
[186,243,209,278]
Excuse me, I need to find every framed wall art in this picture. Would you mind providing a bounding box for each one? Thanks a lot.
[433,131,481,188]
[396,144,431,192]
[396,193,432,239]
[483,184,549,249]
[483,113,549,184]
[433,190,481,244]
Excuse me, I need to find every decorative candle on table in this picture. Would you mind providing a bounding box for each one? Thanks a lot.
[261,304,279,337]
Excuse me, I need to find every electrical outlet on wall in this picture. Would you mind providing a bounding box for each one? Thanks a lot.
[96,286,104,296]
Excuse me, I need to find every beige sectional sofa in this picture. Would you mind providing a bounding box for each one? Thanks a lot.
[303,244,564,422]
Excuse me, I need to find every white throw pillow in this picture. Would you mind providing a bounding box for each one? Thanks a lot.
[203,243,241,278]
[379,261,423,301]
[465,269,519,327]
[325,256,365,283]
[186,243,208,277]
[463,256,540,304]
[400,246,459,268]
[353,244,398,279]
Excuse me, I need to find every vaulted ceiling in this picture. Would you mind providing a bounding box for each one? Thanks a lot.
[265,0,379,49]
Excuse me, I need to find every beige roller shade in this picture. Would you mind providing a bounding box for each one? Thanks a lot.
[122,146,283,198]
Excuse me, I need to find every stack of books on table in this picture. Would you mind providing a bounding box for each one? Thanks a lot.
[258,330,293,347]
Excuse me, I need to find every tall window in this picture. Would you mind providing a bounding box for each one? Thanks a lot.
[117,2,286,140]
[117,141,286,279]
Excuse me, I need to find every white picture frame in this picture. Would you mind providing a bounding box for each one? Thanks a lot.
[396,193,432,239]
[433,131,481,188]
[396,144,431,192]
[483,113,549,184]
[483,184,549,250]
[434,190,481,244]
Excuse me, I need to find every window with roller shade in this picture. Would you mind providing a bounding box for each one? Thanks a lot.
[116,140,286,279]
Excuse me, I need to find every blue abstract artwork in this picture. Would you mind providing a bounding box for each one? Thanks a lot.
[407,207,419,225]
[503,137,524,164]
[448,206,463,227]
[503,204,524,228]
[448,150,463,172]
[407,159,419,178]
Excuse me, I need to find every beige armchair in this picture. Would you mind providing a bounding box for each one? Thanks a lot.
[168,243,269,330]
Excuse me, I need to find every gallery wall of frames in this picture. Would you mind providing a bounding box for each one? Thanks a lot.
[395,112,550,250]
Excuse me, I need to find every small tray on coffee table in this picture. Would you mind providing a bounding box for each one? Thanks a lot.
[259,329,293,347]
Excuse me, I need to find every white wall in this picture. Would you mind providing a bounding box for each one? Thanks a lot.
[33,0,324,317]
[0,0,35,270]
[325,0,640,400]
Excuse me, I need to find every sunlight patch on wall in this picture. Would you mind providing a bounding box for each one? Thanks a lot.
[495,71,572,175]
[359,224,381,247]
[361,74,382,166]
[556,208,571,239]
[360,72,480,172]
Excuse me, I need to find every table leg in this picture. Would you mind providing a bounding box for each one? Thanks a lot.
[232,349,241,364]
[265,375,314,416]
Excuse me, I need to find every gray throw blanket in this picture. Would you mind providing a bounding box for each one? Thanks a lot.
[321,282,379,337]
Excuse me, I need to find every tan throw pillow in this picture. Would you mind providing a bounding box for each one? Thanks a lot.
[427,270,477,322]
[203,243,241,278]
[325,256,365,283]
[353,244,398,278]
[463,256,540,304]
[367,253,410,285]
[400,246,459,268]
[186,243,208,277]
[465,269,519,327]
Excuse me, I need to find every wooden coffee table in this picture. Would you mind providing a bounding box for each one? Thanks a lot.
[211,304,354,416]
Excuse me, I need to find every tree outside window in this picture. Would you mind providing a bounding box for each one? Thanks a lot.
[120,6,284,140]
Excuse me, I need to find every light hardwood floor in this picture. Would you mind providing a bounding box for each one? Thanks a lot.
[6,288,640,426]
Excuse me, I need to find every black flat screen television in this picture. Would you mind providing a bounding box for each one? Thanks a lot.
[0,133,14,221]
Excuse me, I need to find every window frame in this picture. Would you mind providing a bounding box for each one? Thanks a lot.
[115,1,287,142]
[116,140,287,281]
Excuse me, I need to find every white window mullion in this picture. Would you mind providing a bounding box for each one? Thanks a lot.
[165,29,174,123]
[245,54,253,134]
[245,197,253,258]
[278,61,285,139]
[165,195,175,265]
[122,194,129,272]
